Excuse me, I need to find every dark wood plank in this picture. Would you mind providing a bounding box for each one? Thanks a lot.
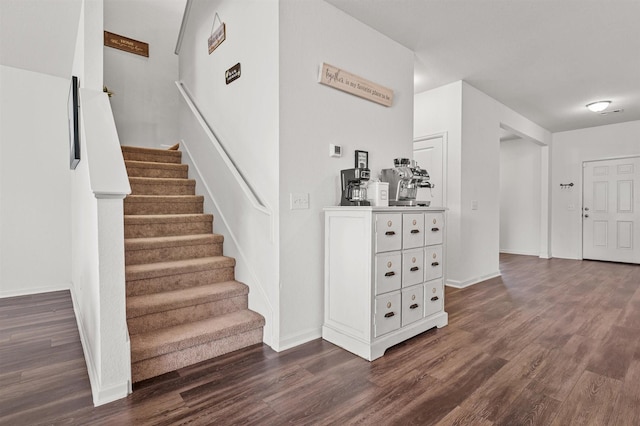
[550,370,622,425]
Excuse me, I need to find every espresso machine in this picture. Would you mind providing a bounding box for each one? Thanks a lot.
[380,158,433,206]
[340,168,371,206]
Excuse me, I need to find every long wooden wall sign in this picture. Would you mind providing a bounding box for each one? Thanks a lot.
[318,62,393,107]
[104,31,149,57]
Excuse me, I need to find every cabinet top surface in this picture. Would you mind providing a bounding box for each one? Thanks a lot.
[324,206,447,212]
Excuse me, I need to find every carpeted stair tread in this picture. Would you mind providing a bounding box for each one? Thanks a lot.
[125,195,203,204]
[129,177,196,196]
[124,195,204,215]
[125,160,188,179]
[131,310,265,362]
[127,280,248,318]
[125,233,223,251]
[124,213,213,238]
[126,256,235,281]
[125,213,213,224]
[125,160,188,170]
[129,176,195,185]
[121,146,182,164]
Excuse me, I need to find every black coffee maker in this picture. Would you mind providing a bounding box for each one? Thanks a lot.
[340,168,371,206]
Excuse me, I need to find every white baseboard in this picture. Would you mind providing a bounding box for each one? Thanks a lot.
[275,327,322,352]
[446,271,501,289]
[499,249,540,257]
[0,283,70,299]
[69,288,129,407]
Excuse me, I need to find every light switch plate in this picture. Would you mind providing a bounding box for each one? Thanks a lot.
[472,200,479,210]
[290,193,310,210]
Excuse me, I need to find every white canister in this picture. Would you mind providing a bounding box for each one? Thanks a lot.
[367,181,389,207]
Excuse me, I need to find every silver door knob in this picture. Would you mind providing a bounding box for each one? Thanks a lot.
[584,214,589,218]
[584,207,590,211]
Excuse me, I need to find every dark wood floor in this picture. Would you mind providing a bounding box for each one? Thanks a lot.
[1,254,639,425]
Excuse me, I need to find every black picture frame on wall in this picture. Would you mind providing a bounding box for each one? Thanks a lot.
[68,75,80,170]
[355,150,368,169]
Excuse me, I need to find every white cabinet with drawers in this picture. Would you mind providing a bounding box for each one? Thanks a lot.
[323,206,448,361]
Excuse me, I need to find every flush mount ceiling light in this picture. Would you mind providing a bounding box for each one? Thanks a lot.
[586,100,611,112]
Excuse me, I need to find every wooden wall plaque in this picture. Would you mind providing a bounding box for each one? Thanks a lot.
[318,63,393,107]
[104,31,149,57]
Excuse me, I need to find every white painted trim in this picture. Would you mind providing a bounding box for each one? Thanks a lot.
[277,327,322,352]
[0,283,70,299]
[175,0,192,55]
[446,271,501,289]
[179,140,276,349]
[69,288,129,407]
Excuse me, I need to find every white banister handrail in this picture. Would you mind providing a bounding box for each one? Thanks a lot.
[175,81,271,217]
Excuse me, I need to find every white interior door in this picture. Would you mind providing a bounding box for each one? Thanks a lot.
[413,136,445,207]
[583,157,640,264]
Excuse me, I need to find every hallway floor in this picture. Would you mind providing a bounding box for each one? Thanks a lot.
[1,254,639,425]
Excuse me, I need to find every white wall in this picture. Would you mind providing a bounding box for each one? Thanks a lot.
[500,138,541,255]
[104,0,185,148]
[0,65,72,297]
[551,120,640,259]
[414,81,551,288]
[279,0,414,347]
[178,0,280,347]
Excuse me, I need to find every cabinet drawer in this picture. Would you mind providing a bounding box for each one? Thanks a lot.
[424,245,443,282]
[402,248,424,287]
[375,214,402,253]
[375,292,401,337]
[424,279,444,317]
[375,252,402,295]
[401,285,424,326]
[402,213,424,249]
[425,213,444,246]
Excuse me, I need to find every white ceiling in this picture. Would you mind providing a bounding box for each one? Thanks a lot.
[0,0,82,79]
[326,0,640,133]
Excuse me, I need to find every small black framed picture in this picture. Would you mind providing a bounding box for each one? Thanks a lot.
[355,150,368,169]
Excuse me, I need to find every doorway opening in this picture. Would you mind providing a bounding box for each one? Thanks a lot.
[499,133,541,256]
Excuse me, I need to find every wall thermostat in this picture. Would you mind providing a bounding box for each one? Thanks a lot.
[329,144,342,157]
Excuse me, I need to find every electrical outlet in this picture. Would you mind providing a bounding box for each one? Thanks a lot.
[290,193,310,210]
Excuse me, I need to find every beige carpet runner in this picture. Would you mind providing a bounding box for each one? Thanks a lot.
[122,145,264,383]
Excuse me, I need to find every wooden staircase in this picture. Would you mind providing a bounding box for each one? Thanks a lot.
[122,145,265,383]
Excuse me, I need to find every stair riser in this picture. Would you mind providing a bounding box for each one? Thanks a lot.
[124,200,204,215]
[126,268,235,296]
[125,166,188,179]
[127,295,248,335]
[122,151,182,164]
[125,221,212,238]
[125,243,223,265]
[130,182,195,196]
[132,328,263,382]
